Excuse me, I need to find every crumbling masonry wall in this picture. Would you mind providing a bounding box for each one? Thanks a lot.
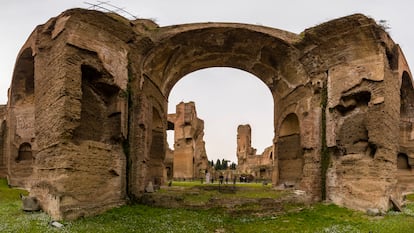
[167,102,209,180]
[397,71,414,192]
[1,8,413,219]
[236,124,273,180]
[0,105,6,177]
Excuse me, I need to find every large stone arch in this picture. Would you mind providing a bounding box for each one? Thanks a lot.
[6,47,36,188]
[141,24,305,98]
[3,8,411,219]
[277,113,303,186]
[148,100,167,187]
[398,71,414,192]
[135,23,312,193]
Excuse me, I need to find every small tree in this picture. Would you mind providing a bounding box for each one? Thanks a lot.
[215,159,222,170]
[230,162,237,170]
[378,19,391,32]
[222,159,228,170]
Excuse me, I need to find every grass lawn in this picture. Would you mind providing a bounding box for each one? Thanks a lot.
[1,178,414,232]
[159,181,288,202]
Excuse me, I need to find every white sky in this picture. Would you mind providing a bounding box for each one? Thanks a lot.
[1,1,413,163]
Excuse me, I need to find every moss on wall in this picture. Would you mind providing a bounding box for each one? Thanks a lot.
[320,79,329,200]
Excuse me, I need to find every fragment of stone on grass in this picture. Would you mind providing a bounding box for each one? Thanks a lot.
[293,190,306,195]
[145,181,154,193]
[21,194,41,211]
[50,221,64,228]
[366,208,380,216]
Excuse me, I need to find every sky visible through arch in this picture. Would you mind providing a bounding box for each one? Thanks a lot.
[1,0,414,163]
[167,68,273,163]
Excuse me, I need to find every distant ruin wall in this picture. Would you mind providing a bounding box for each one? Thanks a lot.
[236,124,273,180]
[168,102,209,180]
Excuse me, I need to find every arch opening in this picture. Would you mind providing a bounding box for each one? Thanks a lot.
[397,153,411,170]
[10,48,34,105]
[167,67,274,182]
[400,71,414,119]
[16,142,33,162]
[148,107,166,186]
[397,71,414,192]
[279,113,300,137]
[142,25,300,100]
[277,113,303,185]
[396,152,413,192]
[399,71,414,168]
[7,47,36,187]
[140,24,305,191]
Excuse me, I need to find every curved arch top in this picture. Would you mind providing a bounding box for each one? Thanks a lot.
[142,23,306,98]
[279,113,300,137]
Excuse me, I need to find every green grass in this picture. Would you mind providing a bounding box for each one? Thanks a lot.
[172,180,286,198]
[159,181,287,205]
[0,179,53,233]
[406,193,414,202]
[232,203,414,233]
[2,178,414,232]
[0,178,28,201]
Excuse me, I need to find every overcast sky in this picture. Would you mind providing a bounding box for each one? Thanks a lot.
[1,1,413,163]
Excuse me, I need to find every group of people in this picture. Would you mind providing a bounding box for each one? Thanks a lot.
[204,174,237,185]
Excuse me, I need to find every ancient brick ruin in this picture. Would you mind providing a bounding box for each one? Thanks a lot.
[0,8,413,220]
[236,124,273,181]
[166,102,209,180]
